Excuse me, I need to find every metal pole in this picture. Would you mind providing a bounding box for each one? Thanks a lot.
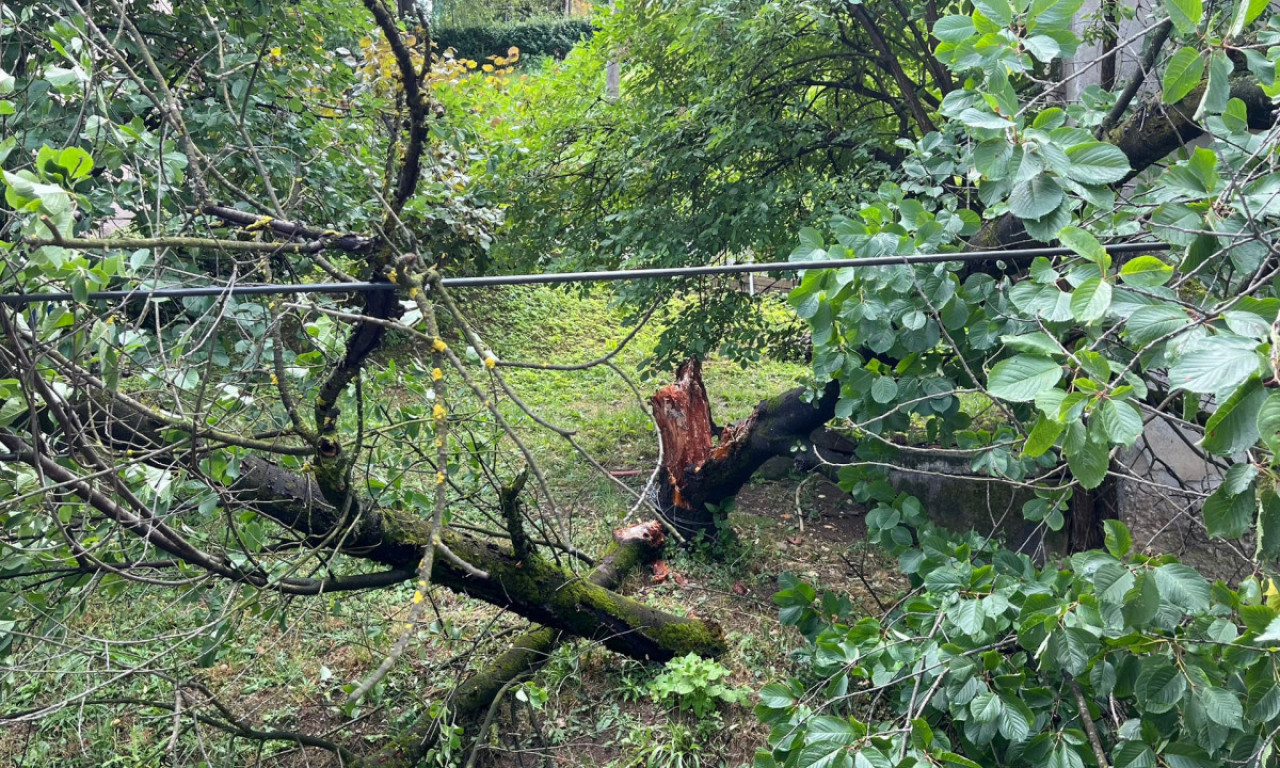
[0,241,1172,305]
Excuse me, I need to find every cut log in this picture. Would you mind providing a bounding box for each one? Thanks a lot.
[374,521,667,768]
[652,359,840,540]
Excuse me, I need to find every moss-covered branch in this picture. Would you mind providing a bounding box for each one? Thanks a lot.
[375,521,668,768]
[234,457,724,661]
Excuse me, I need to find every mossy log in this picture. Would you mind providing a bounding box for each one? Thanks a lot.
[652,358,840,540]
[234,457,724,661]
[374,521,668,768]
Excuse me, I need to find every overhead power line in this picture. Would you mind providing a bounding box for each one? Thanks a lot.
[0,241,1171,306]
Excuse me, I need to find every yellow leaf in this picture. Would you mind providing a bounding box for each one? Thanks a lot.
[270,46,282,58]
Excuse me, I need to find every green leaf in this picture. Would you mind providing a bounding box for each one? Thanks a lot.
[950,598,985,634]
[1122,572,1161,627]
[1096,399,1143,445]
[1163,0,1203,34]
[1160,744,1214,768]
[998,697,1033,741]
[1163,146,1220,197]
[1096,562,1137,604]
[1248,681,1280,723]
[1119,256,1174,288]
[959,108,1015,130]
[1009,175,1065,220]
[1196,50,1233,119]
[1137,657,1186,712]
[1125,305,1190,348]
[1049,743,1086,768]
[973,0,1014,25]
[1070,277,1112,323]
[795,740,848,768]
[1002,332,1063,356]
[1023,414,1065,458]
[937,751,984,768]
[934,15,977,43]
[1023,34,1061,62]
[1240,604,1276,635]
[1221,463,1259,496]
[1162,47,1206,104]
[1066,432,1110,489]
[1028,0,1084,30]
[1260,490,1280,560]
[1198,686,1243,728]
[758,683,795,709]
[1104,519,1132,558]
[1114,741,1157,768]
[1230,0,1270,36]
[871,376,898,404]
[1256,615,1280,643]
[988,355,1063,402]
[806,715,860,745]
[1258,391,1280,457]
[1202,377,1266,456]
[1169,341,1260,394]
[1063,143,1132,186]
[1058,226,1109,270]
[1203,484,1255,539]
[970,690,1004,723]
[1051,627,1098,676]
[1153,563,1210,613]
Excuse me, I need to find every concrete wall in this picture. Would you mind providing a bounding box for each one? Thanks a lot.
[1061,0,1159,104]
[874,419,1255,580]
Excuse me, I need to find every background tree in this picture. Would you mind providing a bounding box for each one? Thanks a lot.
[0,2,721,764]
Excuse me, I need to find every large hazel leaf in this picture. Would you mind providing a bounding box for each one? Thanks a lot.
[1009,175,1065,220]
[1169,340,1260,394]
[988,355,1063,402]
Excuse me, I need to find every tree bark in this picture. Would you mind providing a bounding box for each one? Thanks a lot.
[652,358,841,540]
[230,456,724,662]
[46,392,724,662]
[1107,73,1272,183]
[374,521,667,768]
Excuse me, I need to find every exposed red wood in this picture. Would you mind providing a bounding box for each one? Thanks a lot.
[652,358,717,509]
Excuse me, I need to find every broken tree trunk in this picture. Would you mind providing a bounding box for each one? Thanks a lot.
[373,521,668,768]
[652,358,841,540]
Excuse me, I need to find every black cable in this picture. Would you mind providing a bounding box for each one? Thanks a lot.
[0,241,1171,305]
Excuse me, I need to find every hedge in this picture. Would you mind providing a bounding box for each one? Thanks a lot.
[435,19,594,62]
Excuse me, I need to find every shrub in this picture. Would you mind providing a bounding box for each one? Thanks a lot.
[435,19,594,62]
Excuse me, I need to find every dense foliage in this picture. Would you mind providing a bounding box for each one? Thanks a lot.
[730,1,1280,767]
[436,19,594,61]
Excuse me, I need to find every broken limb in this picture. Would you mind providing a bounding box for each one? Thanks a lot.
[652,358,840,540]
[373,521,669,768]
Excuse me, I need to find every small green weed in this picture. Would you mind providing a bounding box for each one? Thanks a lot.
[648,653,747,719]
